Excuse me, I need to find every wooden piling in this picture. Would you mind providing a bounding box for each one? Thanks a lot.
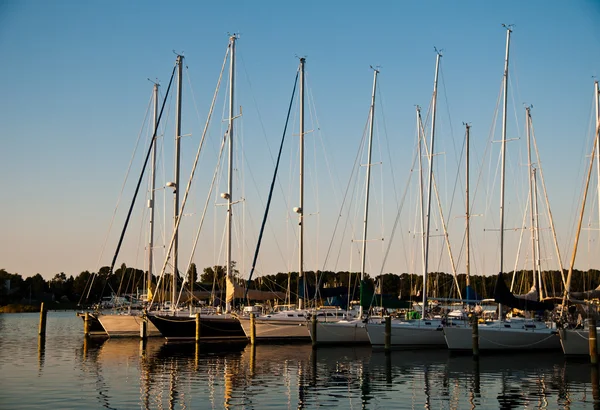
[195,313,201,342]
[83,312,90,338]
[472,316,480,358]
[38,302,48,336]
[140,316,148,340]
[589,318,598,365]
[250,313,256,345]
[384,316,391,353]
[311,315,318,349]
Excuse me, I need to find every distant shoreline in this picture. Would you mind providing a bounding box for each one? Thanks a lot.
[0,304,78,313]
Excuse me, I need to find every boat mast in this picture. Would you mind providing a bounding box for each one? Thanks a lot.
[422,51,441,318]
[526,106,537,292]
[172,55,183,307]
[225,35,236,313]
[533,168,543,297]
[465,123,471,288]
[147,82,159,302]
[498,25,511,319]
[417,106,426,289]
[298,57,305,310]
[359,67,378,318]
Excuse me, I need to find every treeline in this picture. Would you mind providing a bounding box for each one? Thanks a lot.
[1,265,599,307]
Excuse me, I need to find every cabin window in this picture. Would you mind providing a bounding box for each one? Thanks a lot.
[504,324,511,328]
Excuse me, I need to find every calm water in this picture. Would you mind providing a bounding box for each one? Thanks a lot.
[0,312,598,409]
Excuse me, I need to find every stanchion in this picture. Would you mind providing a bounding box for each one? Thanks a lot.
[140,316,148,340]
[84,311,90,338]
[38,302,48,336]
[384,316,391,353]
[311,315,318,349]
[472,316,479,358]
[589,318,598,365]
[250,313,256,344]
[195,313,201,342]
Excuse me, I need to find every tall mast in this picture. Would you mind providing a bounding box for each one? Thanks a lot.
[526,106,537,291]
[147,82,159,302]
[297,57,306,310]
[562,82,600,308]
[533,168,543,297]
[359,67,378,318]
[172,55,183,306]
[422,51,441,318]
[596,80,600,233]
[417,107,426,287]
[225,35,236,313]
[498,26,511,319]
[465,123,471,287]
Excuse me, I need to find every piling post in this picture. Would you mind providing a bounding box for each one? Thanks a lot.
[311,314,318,349]
[589,318,598,365]
[195,312,201,342]
[384,316,391,353]
[140,315,148,340]
[38,302,48,336]
[472,315,480,357]
[250,313,256,345]
[84,311,90,338]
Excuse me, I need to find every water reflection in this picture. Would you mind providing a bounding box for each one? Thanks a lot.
[76,338,600,409]
[1,314,598,410]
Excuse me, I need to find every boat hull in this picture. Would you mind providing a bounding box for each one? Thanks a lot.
[238,316,310,342]
[309,320,370,345]
[559,327,600,356]
[98,314,161,338]
[443,323,561,351]
[366,319,446,349]
[148,314,247,342]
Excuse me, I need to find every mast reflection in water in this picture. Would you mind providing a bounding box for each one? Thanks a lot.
[0,313,599,409]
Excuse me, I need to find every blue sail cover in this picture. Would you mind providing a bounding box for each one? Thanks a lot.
[465,285,482,304]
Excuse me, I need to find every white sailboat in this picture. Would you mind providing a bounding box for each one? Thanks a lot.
[443,26,561,352]
[238,57,325,342]
[307,67,380,346]
[366,51,448,349]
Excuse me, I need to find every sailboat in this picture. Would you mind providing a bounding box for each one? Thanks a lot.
[307,67,380,345]
[147,36,246,341]
[443,26,561,352]
[365,51,449,349]
[559,80,600,356]
[237,57,322,342]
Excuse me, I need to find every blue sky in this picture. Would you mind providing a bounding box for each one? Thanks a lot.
[1,1,599,283]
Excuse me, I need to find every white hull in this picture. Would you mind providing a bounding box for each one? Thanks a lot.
[238,316,310,342]
[309,320,370,345]
[98,314,161,337]
[559,327,600,356]
[443,321,560,351]
[366,319,446,349]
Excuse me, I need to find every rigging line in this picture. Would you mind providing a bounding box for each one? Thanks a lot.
[530,118,566,285]
[418,112,462,299]
[244,70,299,301]
[377,85,400,207]
[81,86,156,304]
[106,62,177,283]
[371,120,421,282]
[315,103,370,289]
[171,51,229,306]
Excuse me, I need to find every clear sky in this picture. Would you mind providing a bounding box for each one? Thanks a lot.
[1,0,600,282]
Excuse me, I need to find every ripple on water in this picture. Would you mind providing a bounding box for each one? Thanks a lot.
[1,313,599,409]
